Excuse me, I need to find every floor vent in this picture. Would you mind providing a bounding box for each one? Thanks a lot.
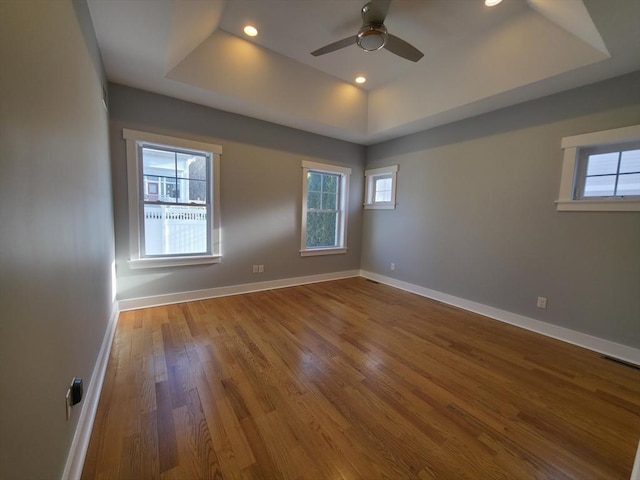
[602,355,640,370]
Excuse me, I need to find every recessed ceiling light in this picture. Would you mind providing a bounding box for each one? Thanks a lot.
[243,25,258,37]
[355,76,367,84]
[484,0,502,6]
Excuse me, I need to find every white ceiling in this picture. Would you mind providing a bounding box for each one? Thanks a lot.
[87,0,640,145]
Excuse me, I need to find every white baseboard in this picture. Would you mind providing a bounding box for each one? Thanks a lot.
[61,301,120,480]
[119,268,639,364]
[360,270,640,366]
[118,270,361,311]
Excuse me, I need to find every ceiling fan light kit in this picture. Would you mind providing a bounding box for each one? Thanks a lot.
[310,0,424,63]
[357,25,388,51]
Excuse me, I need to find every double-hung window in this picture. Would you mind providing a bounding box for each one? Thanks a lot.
[301,161,351,256]
[557,125,640,211]
[123,129,222,268]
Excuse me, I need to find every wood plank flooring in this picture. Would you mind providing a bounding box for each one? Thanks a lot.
[82,278,640,479]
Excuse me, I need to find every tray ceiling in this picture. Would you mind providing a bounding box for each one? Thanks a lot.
[88,0,640,144]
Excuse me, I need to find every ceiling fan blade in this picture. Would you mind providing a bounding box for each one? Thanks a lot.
[366,0,391,24]
[384,33,424,62]
[311,36,357,56]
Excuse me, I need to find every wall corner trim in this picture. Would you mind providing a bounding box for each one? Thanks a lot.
[359,270,640,366]
[61,301,120,480]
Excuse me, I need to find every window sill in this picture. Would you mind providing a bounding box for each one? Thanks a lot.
[300,247,348,257]
[555,199,640,212]
[364,203,396,210]
[129,255,221,269]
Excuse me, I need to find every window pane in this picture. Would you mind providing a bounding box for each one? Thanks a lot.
[144,205,207,255]
[175,153,205,179]
[586,152,619,176]
[620,150,640,174]
[376,177,392,191]
[143,148,175,176]
[374,177,392,202]
[165,179,179,202]
[322,192,337,210]
[187,155,207,181]
[322,174,338,193]
[307,171,338,209]
[142,149,211,204]
[306,212,337,248]
[583,175,616,197]
[142,148,178,203]
[143,176,179,203]
[616,173,640,196]
[307,172,322,192]
[375,190,391,202]
[143,176,159,202]
[187,178,207,204]
[307,191,321,209]
[186,157,208,203]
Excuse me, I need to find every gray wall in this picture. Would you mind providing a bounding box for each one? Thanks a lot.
[363,72,640,348]
[0,3,635,478]
[0,1,115,479]
[109,84,365,300]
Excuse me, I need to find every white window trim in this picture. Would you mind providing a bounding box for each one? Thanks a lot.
[123,129,222,268]
[556,125,640,212]
[364,165,398,209]
[300,160,351,256]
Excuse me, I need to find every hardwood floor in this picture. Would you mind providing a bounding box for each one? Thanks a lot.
[82,278,640,479]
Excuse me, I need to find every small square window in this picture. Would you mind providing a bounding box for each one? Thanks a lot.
[364,165,398,209]
[374,176,393,202]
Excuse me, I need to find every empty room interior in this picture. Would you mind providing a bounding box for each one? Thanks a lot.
[1,0,640,479]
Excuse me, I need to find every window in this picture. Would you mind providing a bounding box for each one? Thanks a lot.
[557,125,640,211]
[301,161,351,256]
[364,165,398,209]
[576,146,640,198]
[123,129,222,268]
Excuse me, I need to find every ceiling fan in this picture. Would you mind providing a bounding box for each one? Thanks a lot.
[310,0,424,62]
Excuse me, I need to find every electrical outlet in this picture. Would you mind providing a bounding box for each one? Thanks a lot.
[65,377,83,419]
[252,265,259,273]
[258,265,264,273]
[537,296,548,309]
[390,263,395,271]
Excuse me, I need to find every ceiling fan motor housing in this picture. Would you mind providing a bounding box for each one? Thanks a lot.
[357,24,388,51]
